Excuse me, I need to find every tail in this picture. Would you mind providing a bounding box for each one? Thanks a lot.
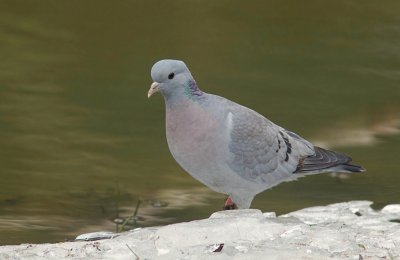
[294,146,365,174]
[335,163,365,173]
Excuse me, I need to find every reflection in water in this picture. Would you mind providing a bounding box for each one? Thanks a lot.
[113,187,218,229]
[64,187,218,237]
[313,108,400,148]
[0,1,400,245]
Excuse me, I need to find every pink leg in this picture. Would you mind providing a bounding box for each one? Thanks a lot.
[223,196,238,210]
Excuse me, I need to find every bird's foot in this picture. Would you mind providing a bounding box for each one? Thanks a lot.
[223,196,238,210]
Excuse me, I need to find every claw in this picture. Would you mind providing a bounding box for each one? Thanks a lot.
[223,196,238,210]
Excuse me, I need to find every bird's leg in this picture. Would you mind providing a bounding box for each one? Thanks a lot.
[223,196,238,210]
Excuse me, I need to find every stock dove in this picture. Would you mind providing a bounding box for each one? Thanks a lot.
[148,59,364,209]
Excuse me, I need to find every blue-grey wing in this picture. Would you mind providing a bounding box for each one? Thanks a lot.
[226,107,315,182]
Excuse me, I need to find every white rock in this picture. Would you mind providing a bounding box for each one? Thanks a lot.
[209,209,263,219]
[0,201,399,260]
[235,245,248,253]
[75,231,117,241]
[382,204,400,214]
[263,212,276,218]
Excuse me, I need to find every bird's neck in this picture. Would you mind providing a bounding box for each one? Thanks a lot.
[164,80,205,108]
[183,79,203,98]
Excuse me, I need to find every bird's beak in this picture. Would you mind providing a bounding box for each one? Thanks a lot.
[148,82,160,98]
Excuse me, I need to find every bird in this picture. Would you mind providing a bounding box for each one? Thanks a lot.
[147,59,365,209]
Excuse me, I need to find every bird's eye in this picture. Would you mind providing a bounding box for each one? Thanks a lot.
[168,73,175,79]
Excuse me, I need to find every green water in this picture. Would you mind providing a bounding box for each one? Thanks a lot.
[1,1,399,245]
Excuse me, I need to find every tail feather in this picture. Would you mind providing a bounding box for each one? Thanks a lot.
[336,163,365,173]
[294,146,365,174]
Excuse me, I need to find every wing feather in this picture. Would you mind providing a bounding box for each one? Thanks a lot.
[226,107,314,181]
[294,146,364,173]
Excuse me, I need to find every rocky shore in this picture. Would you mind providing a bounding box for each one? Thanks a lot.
[1,201,399,259]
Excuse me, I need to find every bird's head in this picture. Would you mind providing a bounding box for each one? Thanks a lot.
[148,59,202,100]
